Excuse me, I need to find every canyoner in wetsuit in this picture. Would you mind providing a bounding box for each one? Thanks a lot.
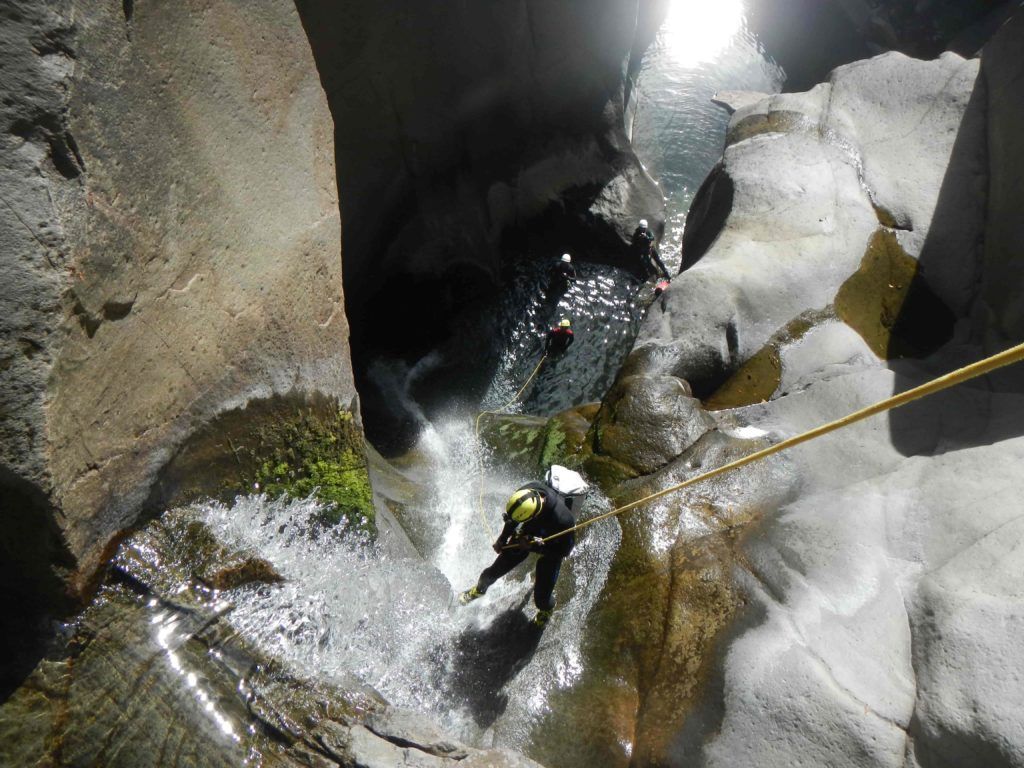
[632,218,670,280]
[549,253,577,294]
[459,482,576,627]
[545,318,574,355]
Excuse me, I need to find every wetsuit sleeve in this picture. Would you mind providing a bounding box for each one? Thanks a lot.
[496,518,517,546]
[566,331,574,348]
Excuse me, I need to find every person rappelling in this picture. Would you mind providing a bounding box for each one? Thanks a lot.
[545,317,574,355]
[460,467,587,627]
[549,252,577,294]
[632,218,671,280]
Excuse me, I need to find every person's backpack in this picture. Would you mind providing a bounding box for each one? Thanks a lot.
[545,465,589,511]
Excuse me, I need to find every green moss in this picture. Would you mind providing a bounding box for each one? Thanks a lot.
[539,421,567,469]
[150,394,376,536]
[245,408,375,534]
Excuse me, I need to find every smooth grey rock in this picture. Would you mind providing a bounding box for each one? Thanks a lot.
[1,0,360,598]
[824,52,986,315]
[634,50,981,396]
[776,320,879,396]
[364,708,468,759]
[692,356,1024,768]
[612,15,1024,766]
[639,127,878,393]
[593,374,715,475]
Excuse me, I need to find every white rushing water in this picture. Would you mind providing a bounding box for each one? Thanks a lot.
[200,438,620,747]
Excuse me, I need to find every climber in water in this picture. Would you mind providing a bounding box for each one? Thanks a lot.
[632,218,671,281]
[549,252,577,293]
[459,482,576,627]
[545,317,574,355]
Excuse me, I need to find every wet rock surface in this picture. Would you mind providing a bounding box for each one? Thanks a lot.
[595,10,1024,766]
[638,49,981,397]
[0,508,543,768]
[0,0,361,612]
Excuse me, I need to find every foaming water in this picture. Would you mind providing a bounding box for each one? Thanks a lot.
[200,439,620,748]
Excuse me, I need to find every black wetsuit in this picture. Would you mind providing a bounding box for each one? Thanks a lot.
[474,481,576,610]
[632,226,670,279]
[550,261,577,292]
[545,327,574,355]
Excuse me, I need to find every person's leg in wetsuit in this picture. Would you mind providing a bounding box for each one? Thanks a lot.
[533,555,564,614]
[474,549,530,594]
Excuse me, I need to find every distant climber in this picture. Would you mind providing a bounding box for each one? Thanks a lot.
[459,481,577,627]
[632,219,670,280]
[545,318,574,355]
[549,253,577,293]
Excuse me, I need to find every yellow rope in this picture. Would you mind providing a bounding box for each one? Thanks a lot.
[473,354,549,538]
[540,340,1024,544]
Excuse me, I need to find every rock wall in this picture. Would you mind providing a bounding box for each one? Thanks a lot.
[973,10,1024,344]
[637,49,984,397]
[0,0,357,633]
[748,0,1021,91]
[588,9,1024,766]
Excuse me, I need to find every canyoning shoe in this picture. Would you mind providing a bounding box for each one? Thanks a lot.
[531,609,553,628]
[459,586,484,605]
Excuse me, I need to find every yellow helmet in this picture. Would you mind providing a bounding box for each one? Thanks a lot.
[506,488,543,522]
[559,318,571,328]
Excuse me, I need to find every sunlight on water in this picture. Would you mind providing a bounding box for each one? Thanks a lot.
[663,0,745,68]
[484,258,646,417]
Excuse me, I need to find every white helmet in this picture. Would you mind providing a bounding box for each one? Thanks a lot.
[561,253,572,263]
[639,219,648,229]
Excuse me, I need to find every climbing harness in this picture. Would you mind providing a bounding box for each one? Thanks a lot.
[474,354,548,538]
[537,340,1024,545]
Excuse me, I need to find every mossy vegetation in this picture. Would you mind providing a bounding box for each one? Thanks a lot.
[245,407,375,533]
[477,403,600,477]
[148,394,376,535]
